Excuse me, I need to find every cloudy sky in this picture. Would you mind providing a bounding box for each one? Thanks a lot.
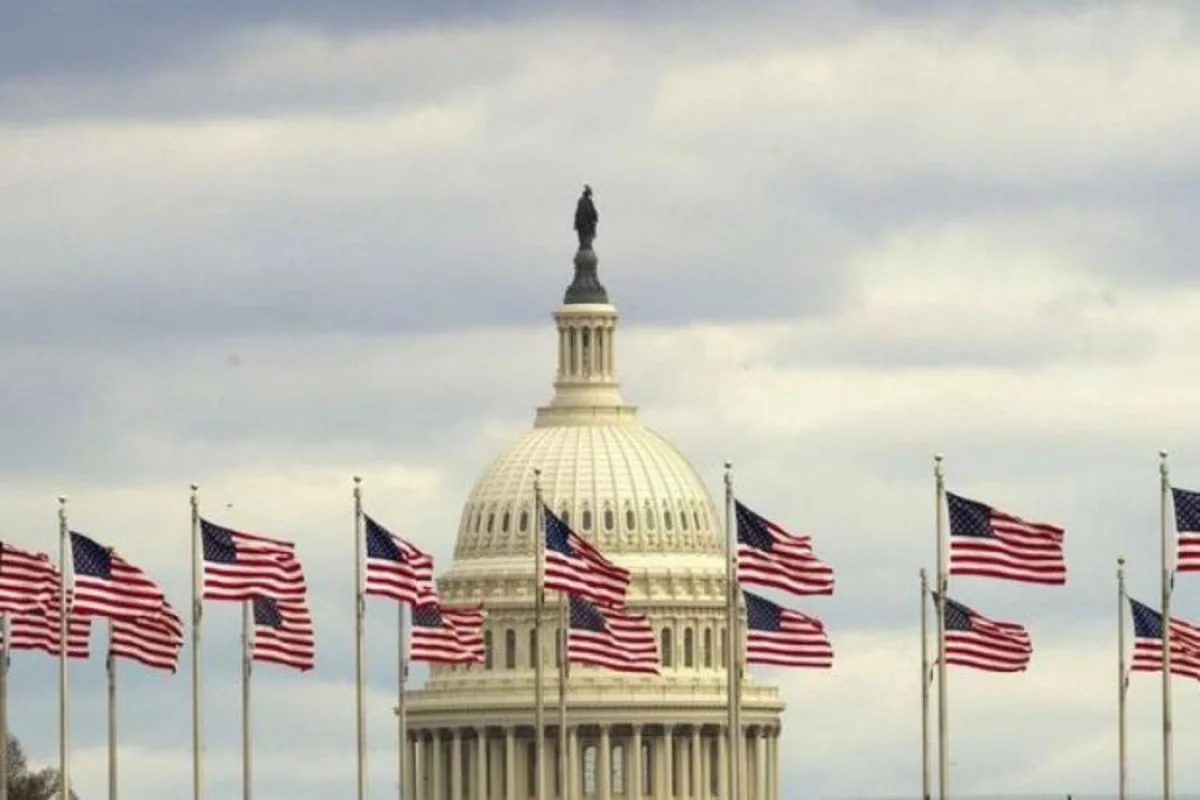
[3,0,1200,796]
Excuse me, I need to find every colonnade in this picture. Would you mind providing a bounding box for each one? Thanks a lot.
[405,723,780,799]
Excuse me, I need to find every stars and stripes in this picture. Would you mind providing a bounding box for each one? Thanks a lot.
[735,501,834,596]
[567,594,659,675]
[110,602,185,673]
[201,519,307,601]
[743,591,833,668]
[946,492,1066,586]
[1170,487,1200,573]
[543,508,630,607]
[938,594,1032,673]
[251,595,315,672]
[1128,598,1200,681]
[70,532,167,619]
[0,541,57,614]
[5,605,92,659]
[363,515,435,604]
[410,599,487,665]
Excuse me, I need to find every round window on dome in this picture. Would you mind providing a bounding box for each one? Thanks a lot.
[581,509,592,530]
[625,509,636,530]
[604,509,615,531]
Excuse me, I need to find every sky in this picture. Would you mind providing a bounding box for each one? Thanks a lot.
[2,0,1200,796]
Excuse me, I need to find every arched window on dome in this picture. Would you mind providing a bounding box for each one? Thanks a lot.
[680,507,689,531]
[683,628,695,667]
[694,509,703,530]
[561,508,571,528]
[644,503,656,531]
[486,511,495,533]
[501,509,510,532]
[703,628,713,668]
[624,506,636,531]
[484,630,494,669]
[660,628,674,668]
[663,510,673,531]
[519,508,530,532]
[473,508,482,533]
[529,628,538,669]
[603,507,615,532]
[581,507,592,531]
[505,629,516,670]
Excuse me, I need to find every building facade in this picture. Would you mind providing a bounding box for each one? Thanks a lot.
[404,245,784,799]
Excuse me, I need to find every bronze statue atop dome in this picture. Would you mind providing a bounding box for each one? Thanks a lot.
[573,184,598,251]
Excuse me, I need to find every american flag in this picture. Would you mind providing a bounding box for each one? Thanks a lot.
[735,501,834,596]
[5,605,91,659]
[110,602,184,673]
[543,508,630,608]
[363,515,434,604]
[0,541,57,614]
[567,594,659,675]
[1128,598,1200,681]
[70,532,167,620]
[251,596,315,672]
[938,594,1032,673]
[410,599,486,665]
[201,519,307,601]
[743,591,833,668]
[946,492,1066,585]
[1170,487,1200,573]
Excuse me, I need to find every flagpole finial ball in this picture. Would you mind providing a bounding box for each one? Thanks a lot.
[1160,449,1169,459]
[353,475,362,485]
[1118,556,1125,567]
[724,461,732,470]
[190,483,199,491]
[934,453,943,462]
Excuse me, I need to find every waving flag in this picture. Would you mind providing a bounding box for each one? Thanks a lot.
[7,605,91,659]
[938,594,1032,672]
[735,501,834,596]
[946,492,1066,585]
[0,542,57,613]
[363,515,434,604]
[70,532,167,619]
[743,591,833,668]
[1128,598,1200,681]
[568,594,659,675]
[251,596,315,672]
[201,519,306,601]
[110,603,184,673]
[543,508,629,607]
[1170,487,1200,573]
[410,600,486,665]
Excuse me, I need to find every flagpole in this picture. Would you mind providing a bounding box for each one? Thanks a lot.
[1117,556,1128,800]
[190,484,203,800]
[397,606,408,800]
[724,462,741,800]
[1159,449,1173,800]
[58,495,70,800]
[933,455,948,800]
[920,568,930,800]
[353,476,367,800]
[533,468,546,800]
[558,593,569,800]
[107,623,117,800]
[242,602,252,800]
[0,614,9,800]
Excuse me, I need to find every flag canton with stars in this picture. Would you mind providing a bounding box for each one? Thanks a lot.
[544,509,575,555]
[1172,487,1200,532]
[200,520,239,562]
[1129,598,1165,639]
[744,592,785,632]
[735,501,776,551]
[70,532,112,578]
[940,596,977,631]
[946,493,996,538]
[365,516,405,562]
[412,603,444,629]
[569,595,606,633]
[253,596,284,628]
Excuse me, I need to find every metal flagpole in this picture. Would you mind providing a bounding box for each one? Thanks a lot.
[242,602,252,800]
[920,569,930,800]
[58,496,70,800]
[1,614,8,800]
[191,484,203,800]
[108,623,117,800]
[1159,450,1173,800]
[397,606,408,800]
[353,477,367,800]
[724,462,741,800]
[558,593,569,800]
[934,455,948,800]
[533,468,546,800]
[1117,556,1128,800]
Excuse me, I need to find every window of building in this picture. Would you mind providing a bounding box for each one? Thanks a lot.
[519,509,529,532]
[664,511,673,531]
[661,628,673,668]
[720,628,727,668]
[703,629,713,668]
[684,628,695,667]
[529,628,538,668]
[680,509,689,530]
[562,509,571,527]
[694,510,703,530]
[625,508,636,530]
[604,508,615,531]
[641,739,653,794]
[645,504,656,531]
[484,630,494,669]
[501,510,510,532]
[505,629,516,669]
[473,509,482,533]
[555,626,562,667]
[611,744,625,794]
[583,745,598,797]
[527,742,537,795]
[582,508,592,531]
[486,512,495,533]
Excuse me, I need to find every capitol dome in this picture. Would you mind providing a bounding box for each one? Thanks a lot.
[403,240,783,799]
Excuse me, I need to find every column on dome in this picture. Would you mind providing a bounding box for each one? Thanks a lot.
[451,729,463,800]
[567,725,579,800]
[505,727,516,799]
[690,727,702,799]
[757,727,768,800]
[430,731,443,800]
[717,728,728,799]
[474,728,487,800]
[410,734,422,800]
[629,726,643,800]
[737,726,748,800]
[599,726,612,800]
[665,726,676,798]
